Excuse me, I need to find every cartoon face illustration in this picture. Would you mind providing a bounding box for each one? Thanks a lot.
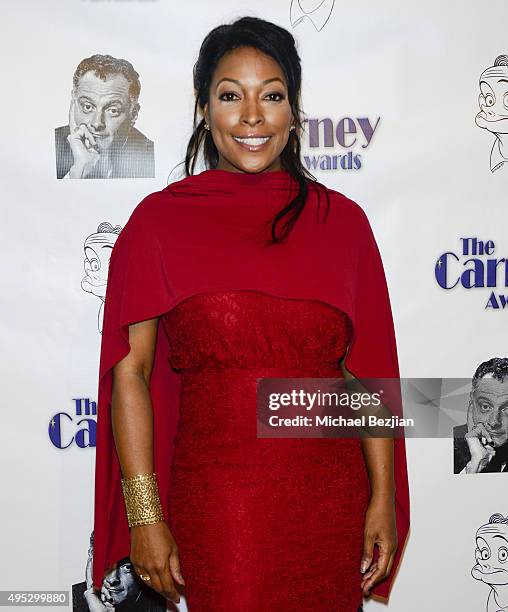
[81,223,121,299]
[469,376,508,448]
[472,519,508,587]
[475,55,508,172]
[476,61,508,135]
[100,559,139,606]
[71,69,138,152]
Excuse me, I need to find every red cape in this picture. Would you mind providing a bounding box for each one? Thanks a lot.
[92,168,410,600]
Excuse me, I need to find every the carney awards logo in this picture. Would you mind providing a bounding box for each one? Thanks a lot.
[435,237,508,309]
[48,398,97,449]
[301,116,380,172]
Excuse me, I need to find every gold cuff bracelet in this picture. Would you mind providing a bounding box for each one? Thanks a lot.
[121,472,164,528]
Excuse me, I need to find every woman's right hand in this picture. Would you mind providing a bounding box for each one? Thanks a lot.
[129,521,185,604]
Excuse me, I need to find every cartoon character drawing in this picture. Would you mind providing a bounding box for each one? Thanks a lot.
[289,0,335,32]
[475,54,508,172]
[81,222,122,333]
[472,513,508,612]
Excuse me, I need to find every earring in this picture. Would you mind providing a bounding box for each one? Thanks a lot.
[204,122,210,130]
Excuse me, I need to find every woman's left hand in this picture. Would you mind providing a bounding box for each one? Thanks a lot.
[360,495,398,596]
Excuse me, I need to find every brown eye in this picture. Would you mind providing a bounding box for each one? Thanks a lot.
[266,93,284,102]
[219,92,239,101]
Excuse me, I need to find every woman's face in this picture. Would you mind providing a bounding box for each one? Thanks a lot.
[203,45,294,173]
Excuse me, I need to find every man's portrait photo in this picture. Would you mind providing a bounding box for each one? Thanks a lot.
[454,357,508,474]
[55,53,155,179]
[72,531,167,611]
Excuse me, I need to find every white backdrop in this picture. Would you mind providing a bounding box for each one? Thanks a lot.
[1,1,507,610]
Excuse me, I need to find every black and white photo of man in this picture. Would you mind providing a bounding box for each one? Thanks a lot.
[55,54,154,179]
[454,357,508,473]
[72,532,167,611]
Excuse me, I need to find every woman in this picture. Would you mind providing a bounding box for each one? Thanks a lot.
[92,16,410,611]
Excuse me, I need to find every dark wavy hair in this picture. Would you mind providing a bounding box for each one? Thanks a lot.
[472,357,508,388]
[73,53,141,110]
[180,15,330,245]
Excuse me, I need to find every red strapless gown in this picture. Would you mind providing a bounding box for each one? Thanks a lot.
[162,290,370,611]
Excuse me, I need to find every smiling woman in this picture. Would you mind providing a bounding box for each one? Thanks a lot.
[92,15,410,612]
[184,16,325,245]
[202,47,294,173]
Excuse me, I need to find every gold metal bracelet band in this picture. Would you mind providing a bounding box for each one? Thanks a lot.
[121,472,164,528]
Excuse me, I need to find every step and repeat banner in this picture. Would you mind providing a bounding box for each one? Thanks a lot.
[2,1,507,610]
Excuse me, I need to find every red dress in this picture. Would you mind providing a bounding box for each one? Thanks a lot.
[163,290,369,610]
[92,168,410,606]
